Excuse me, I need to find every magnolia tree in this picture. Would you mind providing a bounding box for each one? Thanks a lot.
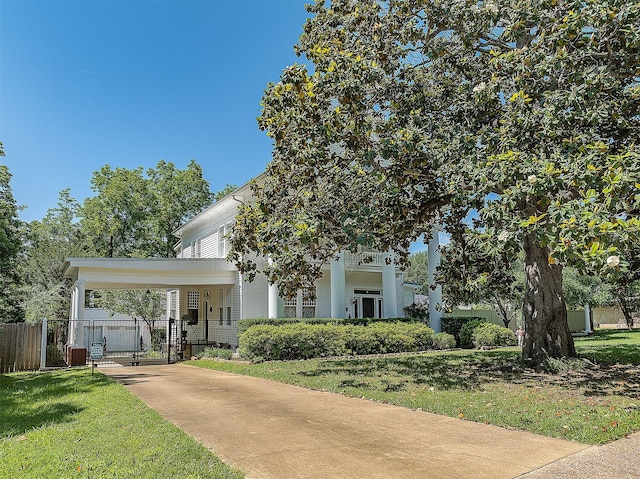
[231,0,640,365]
[438,231,524,328]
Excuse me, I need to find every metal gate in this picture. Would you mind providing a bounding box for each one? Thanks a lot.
[50,319,180,367]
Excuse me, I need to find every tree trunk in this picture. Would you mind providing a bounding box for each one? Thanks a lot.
[522,234,576,366]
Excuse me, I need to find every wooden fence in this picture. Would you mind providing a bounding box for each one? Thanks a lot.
[0,323,42,373]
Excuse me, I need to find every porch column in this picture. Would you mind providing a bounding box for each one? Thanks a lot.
[382,251,398,318]
[584,303,592,334]
[68,287,77,346]
[72,280,86,347]
[428,230,443,333]
[330,251,346,318]
[268,282,279,319]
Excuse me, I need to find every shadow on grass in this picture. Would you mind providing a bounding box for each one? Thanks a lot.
[298,348,640,399]
[300,350,526,392]
[0,370,111,437]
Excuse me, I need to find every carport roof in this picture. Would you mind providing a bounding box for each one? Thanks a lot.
[63,257,238,290]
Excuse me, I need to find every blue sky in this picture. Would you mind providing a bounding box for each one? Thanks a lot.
[1,0,311,222]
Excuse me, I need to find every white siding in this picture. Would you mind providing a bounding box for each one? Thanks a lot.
[201,231,216,258]
[395,273,404,317]
[242,272,270,319]
[316,276,332,318]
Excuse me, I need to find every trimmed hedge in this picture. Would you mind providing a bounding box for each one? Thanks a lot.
[237,316,423,334]
[459,319,488,349]
[472,323,517,349]
[441,316,486,347]
[238,321,435,361]
[432,332,456,350]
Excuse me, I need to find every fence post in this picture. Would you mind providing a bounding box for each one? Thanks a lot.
[40,318,48,370]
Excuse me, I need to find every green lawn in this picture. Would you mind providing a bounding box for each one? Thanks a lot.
[191,329,640,445]
[0,369,243,479]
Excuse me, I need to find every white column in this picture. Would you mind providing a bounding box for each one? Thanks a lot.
[330,251,346,318]
[268,281,279,319]
[40,318,48,370]
[382,251,398,318]
[584,303,592,334]
[73,280,86,347]
[68,288,77,347]
[428,230,443,333]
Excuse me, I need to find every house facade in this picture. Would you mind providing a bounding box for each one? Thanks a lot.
[64,178,440,357]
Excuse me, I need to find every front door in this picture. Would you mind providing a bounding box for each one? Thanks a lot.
[362,297,375,318]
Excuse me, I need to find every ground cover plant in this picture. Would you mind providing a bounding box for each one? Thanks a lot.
[191,330,640,445]
[0,369,243,479]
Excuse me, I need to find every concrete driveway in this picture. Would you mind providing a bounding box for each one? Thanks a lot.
[100,363,589,479]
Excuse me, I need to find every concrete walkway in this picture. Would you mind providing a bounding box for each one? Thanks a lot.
[100,363,594,479]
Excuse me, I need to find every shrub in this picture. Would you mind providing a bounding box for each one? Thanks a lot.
[458,319,488,349]
[432,332,456,350]
[472,323,517,349]
[238,322,435,361]
[200,347,234,360]
[441,316,486,347]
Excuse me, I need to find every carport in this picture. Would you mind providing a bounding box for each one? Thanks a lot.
[63,257,238,363]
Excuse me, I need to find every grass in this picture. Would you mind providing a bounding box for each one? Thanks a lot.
[190,329,640,445]
[0,369,243,479]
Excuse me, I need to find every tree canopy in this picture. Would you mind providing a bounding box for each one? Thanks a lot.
[21,190,87,323]
[81,160,213,258]
[232,0,640,364]
[0,143,26,322]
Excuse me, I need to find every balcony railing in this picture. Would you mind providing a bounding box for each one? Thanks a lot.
[345,250,384,267]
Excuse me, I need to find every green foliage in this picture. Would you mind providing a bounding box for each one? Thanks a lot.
[201,347,234,360]
[81,161,213,258]
[403,251,430,295]
[22,189,87,323]
[432,332,456,350]
[231,0,640,364]
[0,147,26,322]
[459,319,489,349]
[542,357,585,374]
[472,323,517,349]
[96,289,166,349]
[403,301,429,321]
[237,316,421,334]
[441,316,486,347]
[238,317,335,334]
[238,322,435,361]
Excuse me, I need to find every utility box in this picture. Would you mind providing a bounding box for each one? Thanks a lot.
[66,347,87,366]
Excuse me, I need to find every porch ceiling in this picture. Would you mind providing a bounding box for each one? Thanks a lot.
[63,257,237,290]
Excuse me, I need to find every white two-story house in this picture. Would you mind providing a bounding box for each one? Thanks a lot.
[64,177,437,357]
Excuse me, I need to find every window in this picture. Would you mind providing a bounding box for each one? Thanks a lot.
[284,296,297,318]
[218,288,224,325]
[218,226,226,258]
[187,290,199,324]
[283,288,316,318]
[169,291,177,320]
[193,238,201,258]
[302,287,316,318]
[218,287,232,325]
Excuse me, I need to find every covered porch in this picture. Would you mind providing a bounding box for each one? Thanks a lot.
[63,258,239,362]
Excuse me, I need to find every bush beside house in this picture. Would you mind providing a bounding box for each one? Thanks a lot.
[472,323,517,349]
[441,316,486,348]
[238,321,435,361]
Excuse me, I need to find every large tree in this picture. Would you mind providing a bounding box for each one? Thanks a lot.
[22,189,87,323]
[0,143,26,322]
[81,161,213,258]
[438,230,524,328]
[146,160,214,258]
[231,0,640,365]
